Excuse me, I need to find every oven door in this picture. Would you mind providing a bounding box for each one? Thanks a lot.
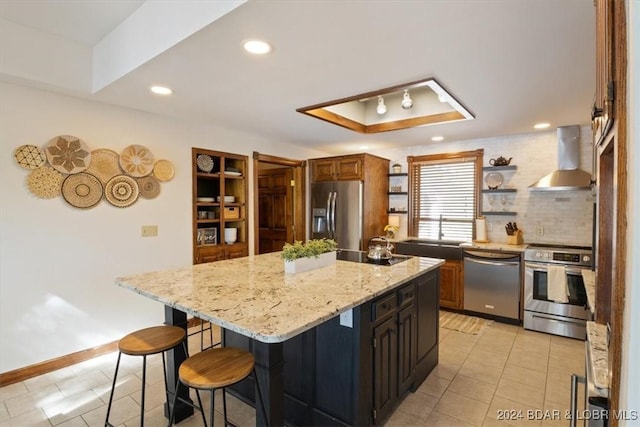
[524,262,592,321]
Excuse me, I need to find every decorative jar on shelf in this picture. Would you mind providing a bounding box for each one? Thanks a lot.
[392,164,402,174]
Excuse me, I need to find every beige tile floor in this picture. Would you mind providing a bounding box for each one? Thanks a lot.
[0,320,585,427]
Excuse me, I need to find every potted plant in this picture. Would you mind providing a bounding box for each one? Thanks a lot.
[281,239,338,274]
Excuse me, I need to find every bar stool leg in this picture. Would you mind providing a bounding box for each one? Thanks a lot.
[140,355,147,427]
[222,389,228,426]
[104,351,122,427]
[209,389,216,427]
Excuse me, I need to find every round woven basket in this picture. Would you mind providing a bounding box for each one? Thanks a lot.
[27,166,64,199]
[44,135,91,174]
[62,172,103,209]
[105,175,139,208]
[15,144,46,170]
[86,149,122,184]
[153,159,175,182]
[119,145,154,177]
[137,176,161,199]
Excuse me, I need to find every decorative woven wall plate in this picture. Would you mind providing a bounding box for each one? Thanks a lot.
[45,135,91,174]
[137,176,161,199]
[105,175,139,208]
[62,173,103,209]
[86,149,122,184]
[27,166,64,199]
[153,159,175,181]
[15,145,46,169]
[119,145,154,177]
[196,154,214,172]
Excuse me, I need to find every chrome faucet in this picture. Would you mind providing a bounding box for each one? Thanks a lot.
[438,214,444,240]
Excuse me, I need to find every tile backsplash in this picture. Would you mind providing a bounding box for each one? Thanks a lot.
[374,126,594,246]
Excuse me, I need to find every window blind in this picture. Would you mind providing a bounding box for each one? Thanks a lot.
[409,156,479,242]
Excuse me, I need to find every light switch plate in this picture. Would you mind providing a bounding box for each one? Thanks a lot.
[535,226,544,236]
[339,309,353,328]
[141,225,158,237]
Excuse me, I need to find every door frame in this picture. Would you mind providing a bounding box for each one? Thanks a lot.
[252,152,306,255]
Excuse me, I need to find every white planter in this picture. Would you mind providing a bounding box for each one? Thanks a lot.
[284,251,336,274]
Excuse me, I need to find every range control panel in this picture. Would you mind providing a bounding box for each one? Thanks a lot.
[524,246,593,267]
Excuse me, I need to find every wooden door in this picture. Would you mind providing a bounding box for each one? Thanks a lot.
[258,167,292,254]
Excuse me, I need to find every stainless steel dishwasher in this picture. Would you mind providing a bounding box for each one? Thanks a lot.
[463,249,521,320]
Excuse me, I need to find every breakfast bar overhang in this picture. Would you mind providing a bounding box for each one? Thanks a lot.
[115,252,444,426]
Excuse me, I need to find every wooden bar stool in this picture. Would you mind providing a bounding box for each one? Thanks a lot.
[168,347,267,427]
[105,325,187,427]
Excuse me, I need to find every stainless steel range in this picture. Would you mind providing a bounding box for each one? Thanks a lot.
[523,244,593,339]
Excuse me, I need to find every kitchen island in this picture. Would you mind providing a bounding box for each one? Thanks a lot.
[116,251,443,426]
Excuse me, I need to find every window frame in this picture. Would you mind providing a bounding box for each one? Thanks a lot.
[407,149,483,241]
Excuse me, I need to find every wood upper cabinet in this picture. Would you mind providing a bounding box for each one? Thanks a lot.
[309,153,389,250]
[311,155,363,181]
[439,260,463,310]
[592,0,615,146]
[192,148,248,264]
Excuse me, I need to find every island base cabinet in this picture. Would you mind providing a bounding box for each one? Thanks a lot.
[414,270,440,388]
[222,268,439,426]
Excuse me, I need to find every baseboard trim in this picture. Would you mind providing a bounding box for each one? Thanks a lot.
[0,319,205,387]
[0,340,119,387]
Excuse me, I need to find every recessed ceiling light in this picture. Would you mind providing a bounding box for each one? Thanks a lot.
[243,39,272,55]
[431,136,444,141]
[150,86,172,95]
[534,122,550,129]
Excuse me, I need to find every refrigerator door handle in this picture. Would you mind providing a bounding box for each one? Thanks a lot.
[330,191,337,239]
[325,192,332,238]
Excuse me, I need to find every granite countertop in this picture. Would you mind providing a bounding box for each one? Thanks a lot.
[116,252,444,343]
[582,270,596,314]
[460,241,529,253]
[586,321,609,396]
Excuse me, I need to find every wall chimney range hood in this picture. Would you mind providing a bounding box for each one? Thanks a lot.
[528,125,592,191]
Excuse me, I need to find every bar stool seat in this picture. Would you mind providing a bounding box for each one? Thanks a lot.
[168,347,267,427]
[105,325,187,427]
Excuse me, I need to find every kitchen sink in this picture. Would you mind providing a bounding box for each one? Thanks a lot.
[394,239,463,260]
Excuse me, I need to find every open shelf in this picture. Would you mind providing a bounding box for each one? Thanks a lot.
[482,165,517,171]
[388,173,408,177]
[482,188,517,193]
[482,211,517,216]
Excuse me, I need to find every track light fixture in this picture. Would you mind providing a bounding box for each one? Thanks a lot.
[401,90,413,109]
[376,96,387,115]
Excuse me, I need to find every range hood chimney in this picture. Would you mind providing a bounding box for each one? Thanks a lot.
[528,125,592,191]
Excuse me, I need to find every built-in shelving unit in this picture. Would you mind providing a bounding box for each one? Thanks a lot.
[388,173,408,214]
[192,148,248,264]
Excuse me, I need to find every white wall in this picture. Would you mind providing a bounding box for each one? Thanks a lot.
[373,127,594,245]
[0,82,326,372]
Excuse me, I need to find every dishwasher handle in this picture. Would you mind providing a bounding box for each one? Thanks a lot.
[464,256,520,267]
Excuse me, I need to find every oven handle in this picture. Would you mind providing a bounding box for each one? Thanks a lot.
[525,262,588,276]
[570,373,586,427]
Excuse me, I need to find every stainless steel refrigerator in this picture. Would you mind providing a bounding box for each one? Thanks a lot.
[310,181,363,250]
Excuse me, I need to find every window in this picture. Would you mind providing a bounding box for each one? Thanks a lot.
[408,150,482,242]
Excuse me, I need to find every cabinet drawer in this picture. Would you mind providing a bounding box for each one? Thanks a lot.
[398,284,415,308]
[372,293,397,323]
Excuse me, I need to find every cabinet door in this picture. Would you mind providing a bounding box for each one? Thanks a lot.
[312,159,336,182]
[373,316,398,422]
[227,244,248,259]
[397,304,416,396]
[197,246,226,263]
[439,260,462,309]
[336,157,362,180]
